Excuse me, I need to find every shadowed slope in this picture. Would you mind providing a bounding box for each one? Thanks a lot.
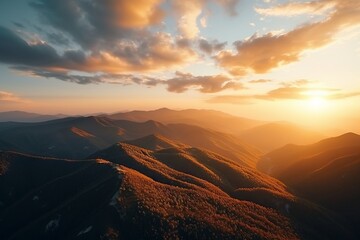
[0,151,122,240]
[259,132,360,177]
[258,132,360,237]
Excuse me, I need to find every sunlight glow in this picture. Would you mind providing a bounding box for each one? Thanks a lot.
[307,97,328,110]
[302,90,330,111]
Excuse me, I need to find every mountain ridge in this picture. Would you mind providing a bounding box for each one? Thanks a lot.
[0,116,260,167]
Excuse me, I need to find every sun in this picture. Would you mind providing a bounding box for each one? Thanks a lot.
[307,96,327,109]
[302,90,330,111]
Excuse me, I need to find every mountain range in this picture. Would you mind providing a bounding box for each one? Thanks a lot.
[0,116,259,167]
[258,132,360,237]
[0,111,66,123]
[0,109,359,239]
[0,108,324,152]
[0,136,354,239]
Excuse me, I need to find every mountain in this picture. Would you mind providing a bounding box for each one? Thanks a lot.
[0,116,260,167]
[87,140,360,239]
[0,137,354,239]
[105,108,263,135]
[124,134,189,150]
[240,122,324,152]
[258,132,360,237]
[0,151,122,240]
[0,111,66,122]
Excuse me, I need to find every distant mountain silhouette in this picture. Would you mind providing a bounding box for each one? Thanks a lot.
[0,140,354,239]
[258,132,360,237]
[0,116,259,167]
[105,108,263,135]
[0,111,66,122]
[240,122,324,152]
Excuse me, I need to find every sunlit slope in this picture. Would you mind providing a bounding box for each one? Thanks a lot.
[124,133,189,150]
[89,141,287,196]
[0,116,260,167]
[89,139,354,239]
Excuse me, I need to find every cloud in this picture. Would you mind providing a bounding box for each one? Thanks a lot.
[0,0,244,93]
[208,83,360,104]
[248,79,272,84]
[216,0,241,16]
[327,92,360,100]
[200,16,207,28]
[166,71,244,93]
[255,0,337,16]
[172,0,204,39]
[0,91,23,103]
[98,0,164,28]
[172,0,240,38]
[12,22,25,28]
[15,67,241,93]
[46,32,70,46]
[216,0,360,76]
[0,26,196,73]
[18,0,196,74]
[30,0,164,48]
[198,39,227,55]
[0,26,61,67]
[12,66,163,86]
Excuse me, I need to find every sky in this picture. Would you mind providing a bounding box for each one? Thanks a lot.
[0,0,359,133]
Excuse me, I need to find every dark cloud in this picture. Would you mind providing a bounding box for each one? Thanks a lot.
[1,0,190,73]
[216,0,241,16]
[30,0,95,48]
[12,66,163,86]
[0,26,61,66]
[14,66,241,93]
[29,0,162,49]
[12,22,25,28]
[166,71,244,93]
[0,25,195,73]
[176,38,192,49]
[46,32,70,46]
[198,39,227,55]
